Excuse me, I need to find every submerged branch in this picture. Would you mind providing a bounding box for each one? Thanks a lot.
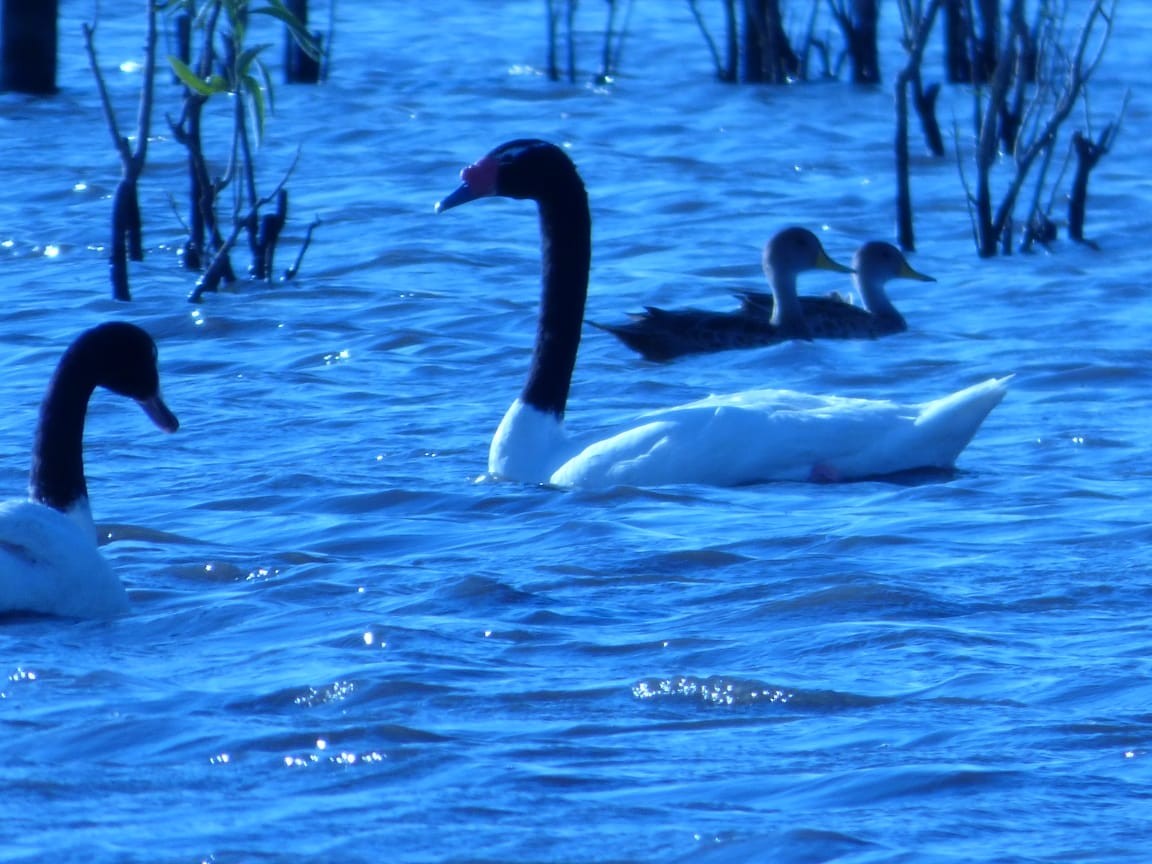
[189,148,303,303]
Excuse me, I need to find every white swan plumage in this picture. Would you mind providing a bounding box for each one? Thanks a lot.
[437,139,1009,489]
[0,322,178,618]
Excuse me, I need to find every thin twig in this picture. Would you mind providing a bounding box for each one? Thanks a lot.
[686,0,724,80]
[285,216,322,280]
[82,23,131,164]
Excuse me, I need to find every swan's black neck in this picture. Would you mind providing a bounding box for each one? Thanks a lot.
[521,175,591,418]
[29,351,99,512]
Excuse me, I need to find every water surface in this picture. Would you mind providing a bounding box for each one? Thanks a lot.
[1,2,1150,861]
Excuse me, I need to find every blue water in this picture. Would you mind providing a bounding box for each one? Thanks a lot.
[2,1,1150,861]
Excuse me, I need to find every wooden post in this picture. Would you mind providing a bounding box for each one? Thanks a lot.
[1,0,58,94]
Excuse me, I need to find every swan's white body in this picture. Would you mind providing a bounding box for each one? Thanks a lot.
[491,376,1012,488]
[0,499,128,618]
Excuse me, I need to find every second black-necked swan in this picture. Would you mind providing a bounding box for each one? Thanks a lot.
[0,322,178,618]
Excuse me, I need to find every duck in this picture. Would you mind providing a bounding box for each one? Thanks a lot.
[601,238,932,361]
[436,139,1009,489]
[0,322,179,618]
[737,239,935,338]
[594,226,851,361]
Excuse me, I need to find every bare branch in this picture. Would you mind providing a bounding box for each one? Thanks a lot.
[130,2,158,173]
[285,216,322,280]
[687,0,726,80]
[82,22,131,165]
[189,148,303,303]
[990,0,1115,240]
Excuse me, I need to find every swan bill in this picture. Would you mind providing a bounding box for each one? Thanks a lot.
[138,394,180,433]
[436,182,479,214]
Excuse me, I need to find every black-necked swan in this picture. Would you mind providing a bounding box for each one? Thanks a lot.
[602,237,932,361]
[436,139,1009,488]
[0,322,178,618]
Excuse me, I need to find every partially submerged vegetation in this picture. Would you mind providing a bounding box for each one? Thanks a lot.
[6,0,1126,299]
[545,0,1124,258]
[82,0,324,302]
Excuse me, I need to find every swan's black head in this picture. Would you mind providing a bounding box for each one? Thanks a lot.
[65,322,179,432]
[436,139,578,212]
[30,322,178,514]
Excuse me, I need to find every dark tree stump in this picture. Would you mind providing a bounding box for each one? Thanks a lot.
[109,179,141,302]
[835,0,881,85]
[1068,128,1111,245]
[944,0,998,84]
[249,190,287,280]
[1,0,58,94]
[284,0,321,84]
[915,81,945,156]
[742,0,798,84]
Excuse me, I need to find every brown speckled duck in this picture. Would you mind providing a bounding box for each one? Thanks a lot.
[598,237,932,361]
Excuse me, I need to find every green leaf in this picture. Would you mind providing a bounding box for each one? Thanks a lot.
[251,2,323,59]
[243,73,267,142]
[255,56,276,112]
[236,43,272,78]
[168,55,215,95]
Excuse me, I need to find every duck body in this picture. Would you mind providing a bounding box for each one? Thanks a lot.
[438,139,1008,490]
[596,305,781,362]
[0,322,178,619]
[736,291,904,338]
[604,240,933,361]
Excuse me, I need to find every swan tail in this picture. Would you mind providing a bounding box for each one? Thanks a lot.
[914,375,1012,465]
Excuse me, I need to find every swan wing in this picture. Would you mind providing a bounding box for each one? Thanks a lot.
[551,377,1010,488]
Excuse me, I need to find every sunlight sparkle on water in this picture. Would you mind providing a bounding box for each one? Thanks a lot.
[362,631,387,649]
[43,245,60,258]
